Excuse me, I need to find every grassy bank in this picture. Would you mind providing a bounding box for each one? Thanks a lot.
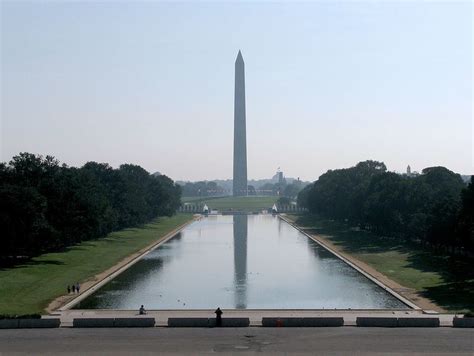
[290,214,474,312]
[181,196,226,203]
[182,196,278,212]
[0,214,192,315]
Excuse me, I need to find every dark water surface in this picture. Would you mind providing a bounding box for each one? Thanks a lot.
[75,215,408,309]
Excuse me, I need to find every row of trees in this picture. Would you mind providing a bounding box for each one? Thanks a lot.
[180,181,226,197]
[0,153,181,265]
[298,161,473,252]
[179,180,307,198]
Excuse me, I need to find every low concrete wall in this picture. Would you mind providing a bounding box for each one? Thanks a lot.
[168,318,249,327]
[18,318,61,328]
[73,318,115,328]
[0,319,20,329]
[0,319,61,329]
[209,318,250,327]
[168,318,209,327]
[73,318,155,328]
[262,317,344,327]
[356,317,398,327]
[114,318,155,327]
[357,317,440,327]
[397,317,439,327]
[453,318,474,328]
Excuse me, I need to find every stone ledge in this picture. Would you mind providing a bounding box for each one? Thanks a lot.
[0,319,60,329]
[73,318,155,328]
[397,317,439,327]
[72,317,156,328]
[168,318,249,327]
[262,317,344,327]
[357,317,440,327]
[208,318,249,327]
[453,318,474,328]
[73,318,115,328]
[356,317,398,327]
[0,319,20,329]
[114,318,155,327]
[168,318,209,327]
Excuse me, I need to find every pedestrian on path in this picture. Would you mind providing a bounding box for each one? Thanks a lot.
[72,284,76,293]
[215,307,223,327]
[76,283,80,293]
[67,285,71,294]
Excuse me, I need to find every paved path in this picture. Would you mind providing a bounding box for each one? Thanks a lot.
[0,327,472,355]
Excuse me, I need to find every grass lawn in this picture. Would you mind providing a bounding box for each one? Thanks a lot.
[181,196,226,204]
[182,196,278,212]
[291,214,474,312]
[0,214,192,316]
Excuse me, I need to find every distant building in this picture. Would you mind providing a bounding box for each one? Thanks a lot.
[404,165,419,178]
[272,168,286,185]
[277,171,284,184]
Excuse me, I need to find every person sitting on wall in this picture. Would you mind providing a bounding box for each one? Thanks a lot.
[139,305,146,315]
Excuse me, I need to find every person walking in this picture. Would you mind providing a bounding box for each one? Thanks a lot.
[215,307,223,327]
[67,285,71,294]
[76,283,80,293]
[72,284,76,293]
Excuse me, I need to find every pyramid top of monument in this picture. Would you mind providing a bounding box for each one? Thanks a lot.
[236,50,244,63]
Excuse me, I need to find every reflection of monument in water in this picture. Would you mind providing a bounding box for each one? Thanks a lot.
[233,215,248,308]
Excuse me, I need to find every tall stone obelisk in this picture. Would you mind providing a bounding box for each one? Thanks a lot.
[233,50,247,196]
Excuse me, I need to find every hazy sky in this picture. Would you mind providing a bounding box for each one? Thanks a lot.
[1,1,472,181]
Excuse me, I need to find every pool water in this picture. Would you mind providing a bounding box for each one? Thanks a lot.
[74,215,408,310]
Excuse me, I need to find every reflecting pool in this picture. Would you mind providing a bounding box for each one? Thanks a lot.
[75,215,408,309]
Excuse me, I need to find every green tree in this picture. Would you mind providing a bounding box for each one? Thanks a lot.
[457,176,474,250]
[0,153,182,265]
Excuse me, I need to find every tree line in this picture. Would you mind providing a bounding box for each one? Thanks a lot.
[0,153,181,265]
[298,160,473,253]
[180,181,226,197]
[180,180,307,198]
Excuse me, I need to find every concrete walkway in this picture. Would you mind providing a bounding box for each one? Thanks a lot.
[1,327,472,355]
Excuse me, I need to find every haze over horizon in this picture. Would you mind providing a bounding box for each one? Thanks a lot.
[1,1,472,181]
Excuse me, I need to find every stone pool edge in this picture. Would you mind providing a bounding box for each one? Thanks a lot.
[53,215,199,312]
[278,214,421,310]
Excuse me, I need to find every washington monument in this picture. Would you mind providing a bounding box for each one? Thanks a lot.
[233,50,247,196]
